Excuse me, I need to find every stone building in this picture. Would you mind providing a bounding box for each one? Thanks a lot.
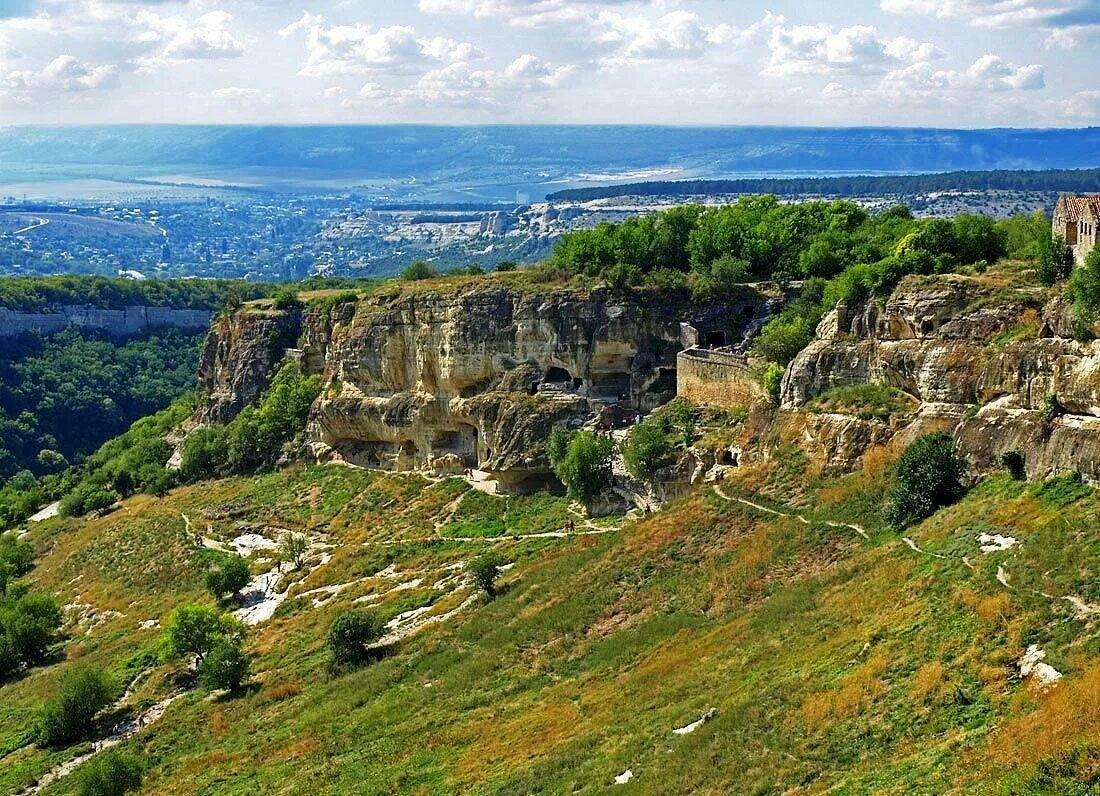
[1052,194,1100,266]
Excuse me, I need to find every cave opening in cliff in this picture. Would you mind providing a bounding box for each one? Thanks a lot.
[545,366,572,384]
[706,330,726,347]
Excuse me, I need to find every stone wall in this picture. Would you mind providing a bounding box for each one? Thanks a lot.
[676,348,770,409]
[0,305,215,339]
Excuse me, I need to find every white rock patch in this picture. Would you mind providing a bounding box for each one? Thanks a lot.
[977,533,1018,553]
[614,770,634,785]
[673,707,717,735]
[1019,645,1063,686]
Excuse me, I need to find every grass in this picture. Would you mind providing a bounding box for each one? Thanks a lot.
[808,383,919,420]
[2,459,1098,795]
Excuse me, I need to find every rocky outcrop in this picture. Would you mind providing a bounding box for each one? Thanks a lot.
[776,271,1100,482]
[198,282,773,487]
[198,305,300,423]
[0,305,214,339]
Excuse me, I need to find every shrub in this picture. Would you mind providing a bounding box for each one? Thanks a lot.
[76,750,145,796]
[401,261,438,281]
[468,552,504,598]
[762,362,784,404]
[162,604,243,665]
[1069,248,1100,334]
[272,289,302,311]
[198,638,251,692]
[280,533,308,570]
[179,426,229,482]
[327,610,385,666]
[205,556,251,602]
[37,667,116,746]
[0,531,35,590]
[1,591,62,670]
[547,430,614,502]
[1042,394,1064,424]
[884,432,964,529]
[59,482,119,518]
[493,261,518,272]
[621,419,675,482]
[670,401,697,447]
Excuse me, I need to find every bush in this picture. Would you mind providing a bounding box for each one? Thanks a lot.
[76,749,145,796]
[884,432,964,529]
[468,552,504,598]
[280,533,308,570]
[401,261,438,281]
[621,419,675,482]
[762,362,784,404]
[59,481,119,518]
[327,610,385,666]
[179,426,229,482]
[547,430,614,503]
[37,667,116,746]
[162,604,243,666]
[272,289,302,311]
[1,591,62,672]
[0,531,35,590]
[198,638,251,692]
[494,261,518,272]
[205,556,251,601]
[1069,249,1100,334]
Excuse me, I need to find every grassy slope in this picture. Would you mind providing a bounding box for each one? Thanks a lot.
[2,450,1098,795]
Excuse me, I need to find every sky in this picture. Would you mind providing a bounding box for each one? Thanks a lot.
[0,0,1097,127]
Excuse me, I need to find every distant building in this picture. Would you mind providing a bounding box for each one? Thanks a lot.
[1053,194,1100,266]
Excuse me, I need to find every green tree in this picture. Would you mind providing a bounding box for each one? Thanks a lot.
[179,426,229,482]
[205,556,251,602]
[0,531,35,590]
[621,419,675,482]
[36,667,116,746]
[1069,248,1100,334]
[401,261,438,281]
[76,750,145,796]
[279,533,308,571]
[884,432,964,529]
[198,638,251,692]
[468,552,504,598]
[327,610,385,667]
[162,604,243,666]
[548,430,614,503]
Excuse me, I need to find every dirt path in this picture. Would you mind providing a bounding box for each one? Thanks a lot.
[21,690,182,795]
[711,484,868,539]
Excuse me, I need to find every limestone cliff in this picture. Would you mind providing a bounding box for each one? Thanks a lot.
[0,305,214,339]
[198,281,774,486]
[776,270,1100,481]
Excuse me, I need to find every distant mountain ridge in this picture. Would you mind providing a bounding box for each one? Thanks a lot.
[2,125,1099,202]
[546,167,1100,202]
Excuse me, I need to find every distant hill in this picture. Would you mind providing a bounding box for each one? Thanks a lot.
[546,167,1100,202]
[3,125,1100,202]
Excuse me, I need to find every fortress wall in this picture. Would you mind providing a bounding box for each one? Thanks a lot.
[676,348,771,409]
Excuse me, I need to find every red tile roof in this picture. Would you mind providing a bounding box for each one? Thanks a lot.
[1059,194,1100,222]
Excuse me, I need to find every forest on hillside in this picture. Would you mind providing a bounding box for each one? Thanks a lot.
[546,167,1100,202]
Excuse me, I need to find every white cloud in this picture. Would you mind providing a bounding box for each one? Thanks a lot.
[211,86,268,100]
[880,0,1100,47]
[280,14,484,77]
[133,9,245,68]
[764,23,943,76]
[418,0,636,28]
[2,53,119,94]
[877,54,1045,95]
[1057,89,1100,118]
[336,52,574,110]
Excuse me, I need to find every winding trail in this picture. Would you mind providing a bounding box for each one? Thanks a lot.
[711,484,868,539]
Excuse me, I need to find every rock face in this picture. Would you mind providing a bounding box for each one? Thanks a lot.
[198,283,771,486]
[777,271,1100,482]
[0,305,214,339]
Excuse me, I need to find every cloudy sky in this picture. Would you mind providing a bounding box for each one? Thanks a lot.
[0,0,1097,126]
